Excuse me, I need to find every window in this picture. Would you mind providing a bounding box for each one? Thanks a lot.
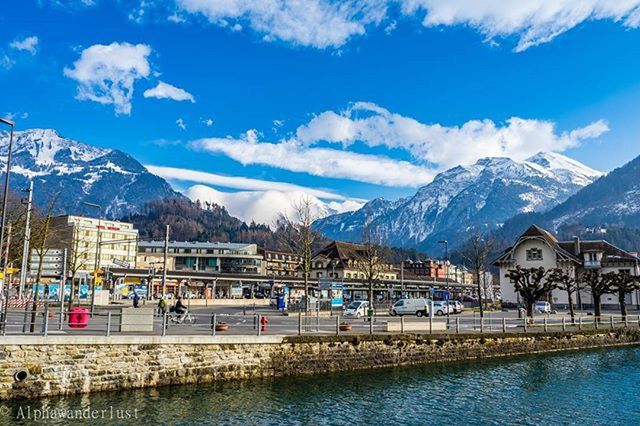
[526,248,543,261]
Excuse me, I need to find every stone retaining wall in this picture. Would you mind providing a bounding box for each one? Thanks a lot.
[2,329,640,400]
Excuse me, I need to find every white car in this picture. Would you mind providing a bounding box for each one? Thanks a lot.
[344,300,370,318]
[534,301,552,314]
[390,298,429,317]
[447,300,464,314]
[432,301,450,316]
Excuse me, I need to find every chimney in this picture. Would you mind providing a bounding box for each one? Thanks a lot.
[573,236,581,256]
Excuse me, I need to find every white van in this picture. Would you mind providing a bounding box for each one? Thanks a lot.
[390,298,429,317]
[344,300,370,318]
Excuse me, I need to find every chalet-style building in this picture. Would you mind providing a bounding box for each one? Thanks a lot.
[310,241,398,281]
[259,248,301,277]
[494,225,640,309]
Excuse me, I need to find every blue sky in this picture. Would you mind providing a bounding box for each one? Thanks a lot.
[3,1,640,223]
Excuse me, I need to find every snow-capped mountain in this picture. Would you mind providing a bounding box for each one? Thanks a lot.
[0,129,182,217]
[314,152,603,252]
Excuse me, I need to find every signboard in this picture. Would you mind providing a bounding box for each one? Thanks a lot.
[330,282,344,308]
[111,259,131,268]
[318,278,332,291]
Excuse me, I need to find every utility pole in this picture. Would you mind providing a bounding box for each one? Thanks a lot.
[19,180,33,299]
[162,224,169,297]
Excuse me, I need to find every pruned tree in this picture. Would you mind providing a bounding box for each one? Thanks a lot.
[580,270,615,318]
[353,225,388,310]
[279,196,318,313]
[547,268,581,323]
[505,266,556,318]
[458,233,493,318]
[608,270,638,318]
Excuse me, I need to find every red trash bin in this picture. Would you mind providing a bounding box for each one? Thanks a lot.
[68,307,89,328]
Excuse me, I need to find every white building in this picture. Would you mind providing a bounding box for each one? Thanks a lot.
[494,225,640,309]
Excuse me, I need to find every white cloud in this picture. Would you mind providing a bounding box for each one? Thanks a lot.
[10,36,39,55]
[295,102,609,171]
[171,0,640,50]
[175,0,387,48]
[176,118,187,130]
[145,164,350,200]
[63,42,151,115]
[143,81,195,102]
[201,118,214,127]
[402,0,640,52]
[190,134,436,187]
[186,184,363,225]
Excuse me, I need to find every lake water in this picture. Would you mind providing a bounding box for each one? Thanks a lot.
[5,346,640,425]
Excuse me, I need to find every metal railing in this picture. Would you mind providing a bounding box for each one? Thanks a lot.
[1,307,639,338]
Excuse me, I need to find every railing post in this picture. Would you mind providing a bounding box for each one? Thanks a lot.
[106,312,111,337]
[624,315,628,328]
[336,315,340,335]
[502,318,506,333]
[298,313,302,336]
[455,317,460,334]
[429,315,433,334]
[637,314,640,327]
[42,306,49,337]
[480,316,484,333]
[211,314,216,336]
[610,315,614,330]
[562,316,566,332]
[162,311,167,336]
[257,315,261,336]
[543,317,548,332]
[0,311,5,336]
[401,316,405,334]
[369,315,373,335]
[595,316,599,330]
[579,316,583,330]
[523,317,527,332]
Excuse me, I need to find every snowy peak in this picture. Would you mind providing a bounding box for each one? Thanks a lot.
[525,152,602,186]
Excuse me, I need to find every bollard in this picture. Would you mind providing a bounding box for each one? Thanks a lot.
[610,315,614,330]
[106,312,112,337]
[578,316,582,330]
[211,314,216,336]
[0,313,4,336]
[429,315,433,334]
[543,317,548,332]
[257,315,261,336]
[243,305,246,316]
[162,311,168,336]
[316,308,320,333]
[455,317,460,334]
[480,316,484,333]
[369,315,373,335]
[502,318,506,333]
[401,316,405,334]
[637,314,640,327]
[523,317,528,332]
[298,313,302,336]
[489,312,493,331]
[625,315,628,328]
[595,316,599,330]
[42,306,50,337]
[336,315,340,335]
[562,316,566,332]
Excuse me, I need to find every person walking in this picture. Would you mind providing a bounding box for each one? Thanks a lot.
[158,297,167,316]
[133,292,140,308]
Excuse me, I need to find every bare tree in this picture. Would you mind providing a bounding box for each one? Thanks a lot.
[505,266,556,318]
[548,268,581,323]
[279,197,318,313]
[353,225,388,310]
[608,270,638,319]
[580,270,615,318]
[458,233,493,318]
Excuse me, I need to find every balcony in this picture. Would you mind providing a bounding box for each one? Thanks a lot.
[583,260,601,269]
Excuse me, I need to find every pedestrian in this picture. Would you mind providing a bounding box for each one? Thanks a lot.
[158,297,167,316]
[133,292,140,308]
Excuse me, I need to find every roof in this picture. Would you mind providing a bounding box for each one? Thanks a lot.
[139,241,255,250]
[493,224,579,265]
[558,240,639,262]
[311,241,371,266]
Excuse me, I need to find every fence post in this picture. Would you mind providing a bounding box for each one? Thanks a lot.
[106,312,111,337]
[0,311,4,336]
[624,315,628,328]
[456,317,460,334]
[562,316,566,332]
[480,316,484,333]
[502,318,506,333]
[543,317,548,332]
[316,308,320,332]
[211,314,216,336]
[637,314,640,327]
[298,313,302,336]
[610,315,614,330]
[257,315,261,336]
[336,315,340,335]
[162,311,167,336]
[369,315,373,335]
[595,316,599,330]
[523,317,527,332]
[579,316,583,330]
[401,316,405,334]
[42,305,50,337]
[429,315,433,334]
[489,312,492,331]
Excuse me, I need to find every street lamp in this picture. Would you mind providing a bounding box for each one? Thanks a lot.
[0,117,15,300]
[438,240,450,325]
[82,201,102,316]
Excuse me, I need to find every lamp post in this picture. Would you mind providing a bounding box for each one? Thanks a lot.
[0,117,15,303]
[438,240,450,325]
[82,201,101,316]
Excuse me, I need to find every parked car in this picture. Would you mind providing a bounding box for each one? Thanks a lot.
[534,301,552,314]
[447,300,464,314]
[344,300,370,318]
[432,301,450,316]
[390,298,429,317]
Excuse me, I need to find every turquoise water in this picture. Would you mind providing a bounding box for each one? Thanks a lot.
[5,346,640,425]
